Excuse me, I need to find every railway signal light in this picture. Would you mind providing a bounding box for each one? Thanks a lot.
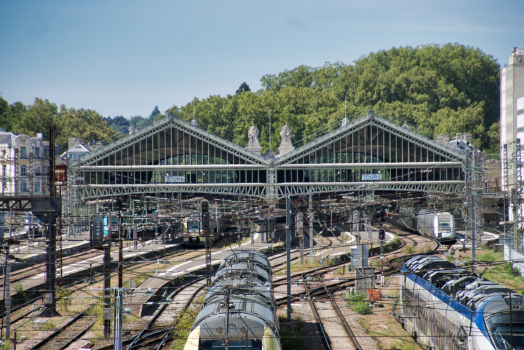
[378,228,386,241]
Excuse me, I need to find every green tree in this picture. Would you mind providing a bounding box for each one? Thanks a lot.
[149,106,161,119]
[236,82,251,95]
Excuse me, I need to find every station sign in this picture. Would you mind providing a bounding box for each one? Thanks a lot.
[361,174,382,181]
[55,165,68,185]
[165,175,185,183]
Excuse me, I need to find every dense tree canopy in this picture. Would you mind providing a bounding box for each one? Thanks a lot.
[0,97,118,152]
[166,44,500,153]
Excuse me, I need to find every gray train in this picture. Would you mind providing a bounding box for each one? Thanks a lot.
[398,207,456,243]
[400,255,524,350]
[184,250,281,350]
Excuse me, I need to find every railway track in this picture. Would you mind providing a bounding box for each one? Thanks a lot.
[0,249,102,289]
[87,277,207,350]
[28,306,96,350]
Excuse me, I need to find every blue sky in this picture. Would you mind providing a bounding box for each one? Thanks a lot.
[1,0,523,120]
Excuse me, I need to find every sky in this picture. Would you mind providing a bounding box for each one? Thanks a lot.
[1,0,524,120]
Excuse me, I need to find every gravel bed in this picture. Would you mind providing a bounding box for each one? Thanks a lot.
[333,291,380,350]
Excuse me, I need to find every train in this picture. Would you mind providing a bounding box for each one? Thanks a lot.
[399,255,524,350]
[184,250,281,350]
[398,207,456,243]
[182,198,235,247]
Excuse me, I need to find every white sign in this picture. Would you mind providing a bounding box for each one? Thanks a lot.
[361,174,382,181]
[165,175,185,183]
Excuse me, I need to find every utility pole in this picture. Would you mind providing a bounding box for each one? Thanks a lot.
[1,242,10,340]
[309,191,314,265]
[43,124,59,317]
[286,194,291,322]
[104,209,111,338]
[113,288,123,350]
[118,200,123,289]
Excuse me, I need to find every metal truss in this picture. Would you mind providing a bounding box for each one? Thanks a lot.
[277,110,463,165]
[72,180,465,202]
[75,184,268,200]
[0,196,37,212]
[276,181,465,199]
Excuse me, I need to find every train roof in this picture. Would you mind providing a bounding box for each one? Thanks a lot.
[214,262,271,283]
[402,255,520,312]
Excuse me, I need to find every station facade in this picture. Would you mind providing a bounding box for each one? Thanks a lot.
[68,110,466,207]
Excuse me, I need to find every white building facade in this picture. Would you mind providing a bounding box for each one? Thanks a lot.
[501,46,524,198]
[0,131,58,196]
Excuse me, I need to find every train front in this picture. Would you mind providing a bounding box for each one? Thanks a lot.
[183,218,204,247]
[184,251,280,350]
[475,294,524,350]
[434,212,455,242]
[184,288,280,350]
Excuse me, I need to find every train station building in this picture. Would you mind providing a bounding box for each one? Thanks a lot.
[68,109,469,208]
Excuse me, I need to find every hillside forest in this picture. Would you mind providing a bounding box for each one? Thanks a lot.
[0,44,501,154]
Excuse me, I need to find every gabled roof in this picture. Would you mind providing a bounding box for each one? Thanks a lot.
[67,142,91,154]
[275,110,464,165]
[72,112,268,166]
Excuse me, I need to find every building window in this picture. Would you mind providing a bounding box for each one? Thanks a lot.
[35,181,40,192]
[35,148,40,157]
[21,166,27,176]
[21,181,27,192]
[2,165,5,176]
[20,147,26,158]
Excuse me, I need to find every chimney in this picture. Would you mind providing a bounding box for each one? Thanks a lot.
[37,133,43,140]
[464,133,472,144]
[437,135,443,145]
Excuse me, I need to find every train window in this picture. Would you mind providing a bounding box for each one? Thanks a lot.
[200,340,262,350]
[188,221,200,233]
[485,312,524,349]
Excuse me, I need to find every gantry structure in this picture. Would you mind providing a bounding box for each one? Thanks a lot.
[67,109,466,209]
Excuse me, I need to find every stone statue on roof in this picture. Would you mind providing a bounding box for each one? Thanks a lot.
[246,122,262,155]
[248,123,260,148]
[279,123,295,155]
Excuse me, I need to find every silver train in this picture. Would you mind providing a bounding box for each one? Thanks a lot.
[398,207,456,242]
[399,255,524,350]
[184,250,281,350]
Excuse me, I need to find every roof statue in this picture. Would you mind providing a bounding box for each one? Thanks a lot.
[246,122,262,155]
[402,121,412,131]
[191,118,198,127]
[278,123,295,155]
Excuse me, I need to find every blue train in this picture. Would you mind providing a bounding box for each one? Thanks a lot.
[399,255,524,350]
[184,250,280,350]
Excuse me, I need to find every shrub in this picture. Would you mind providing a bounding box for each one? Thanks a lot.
[42,320,56,330]
[14,283,27,302]
[504,263,521,277]
[345,292,372,315]
[479,253,495,262]
[403,245,414,254]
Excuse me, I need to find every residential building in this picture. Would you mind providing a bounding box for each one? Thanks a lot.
[0,131,59,196]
